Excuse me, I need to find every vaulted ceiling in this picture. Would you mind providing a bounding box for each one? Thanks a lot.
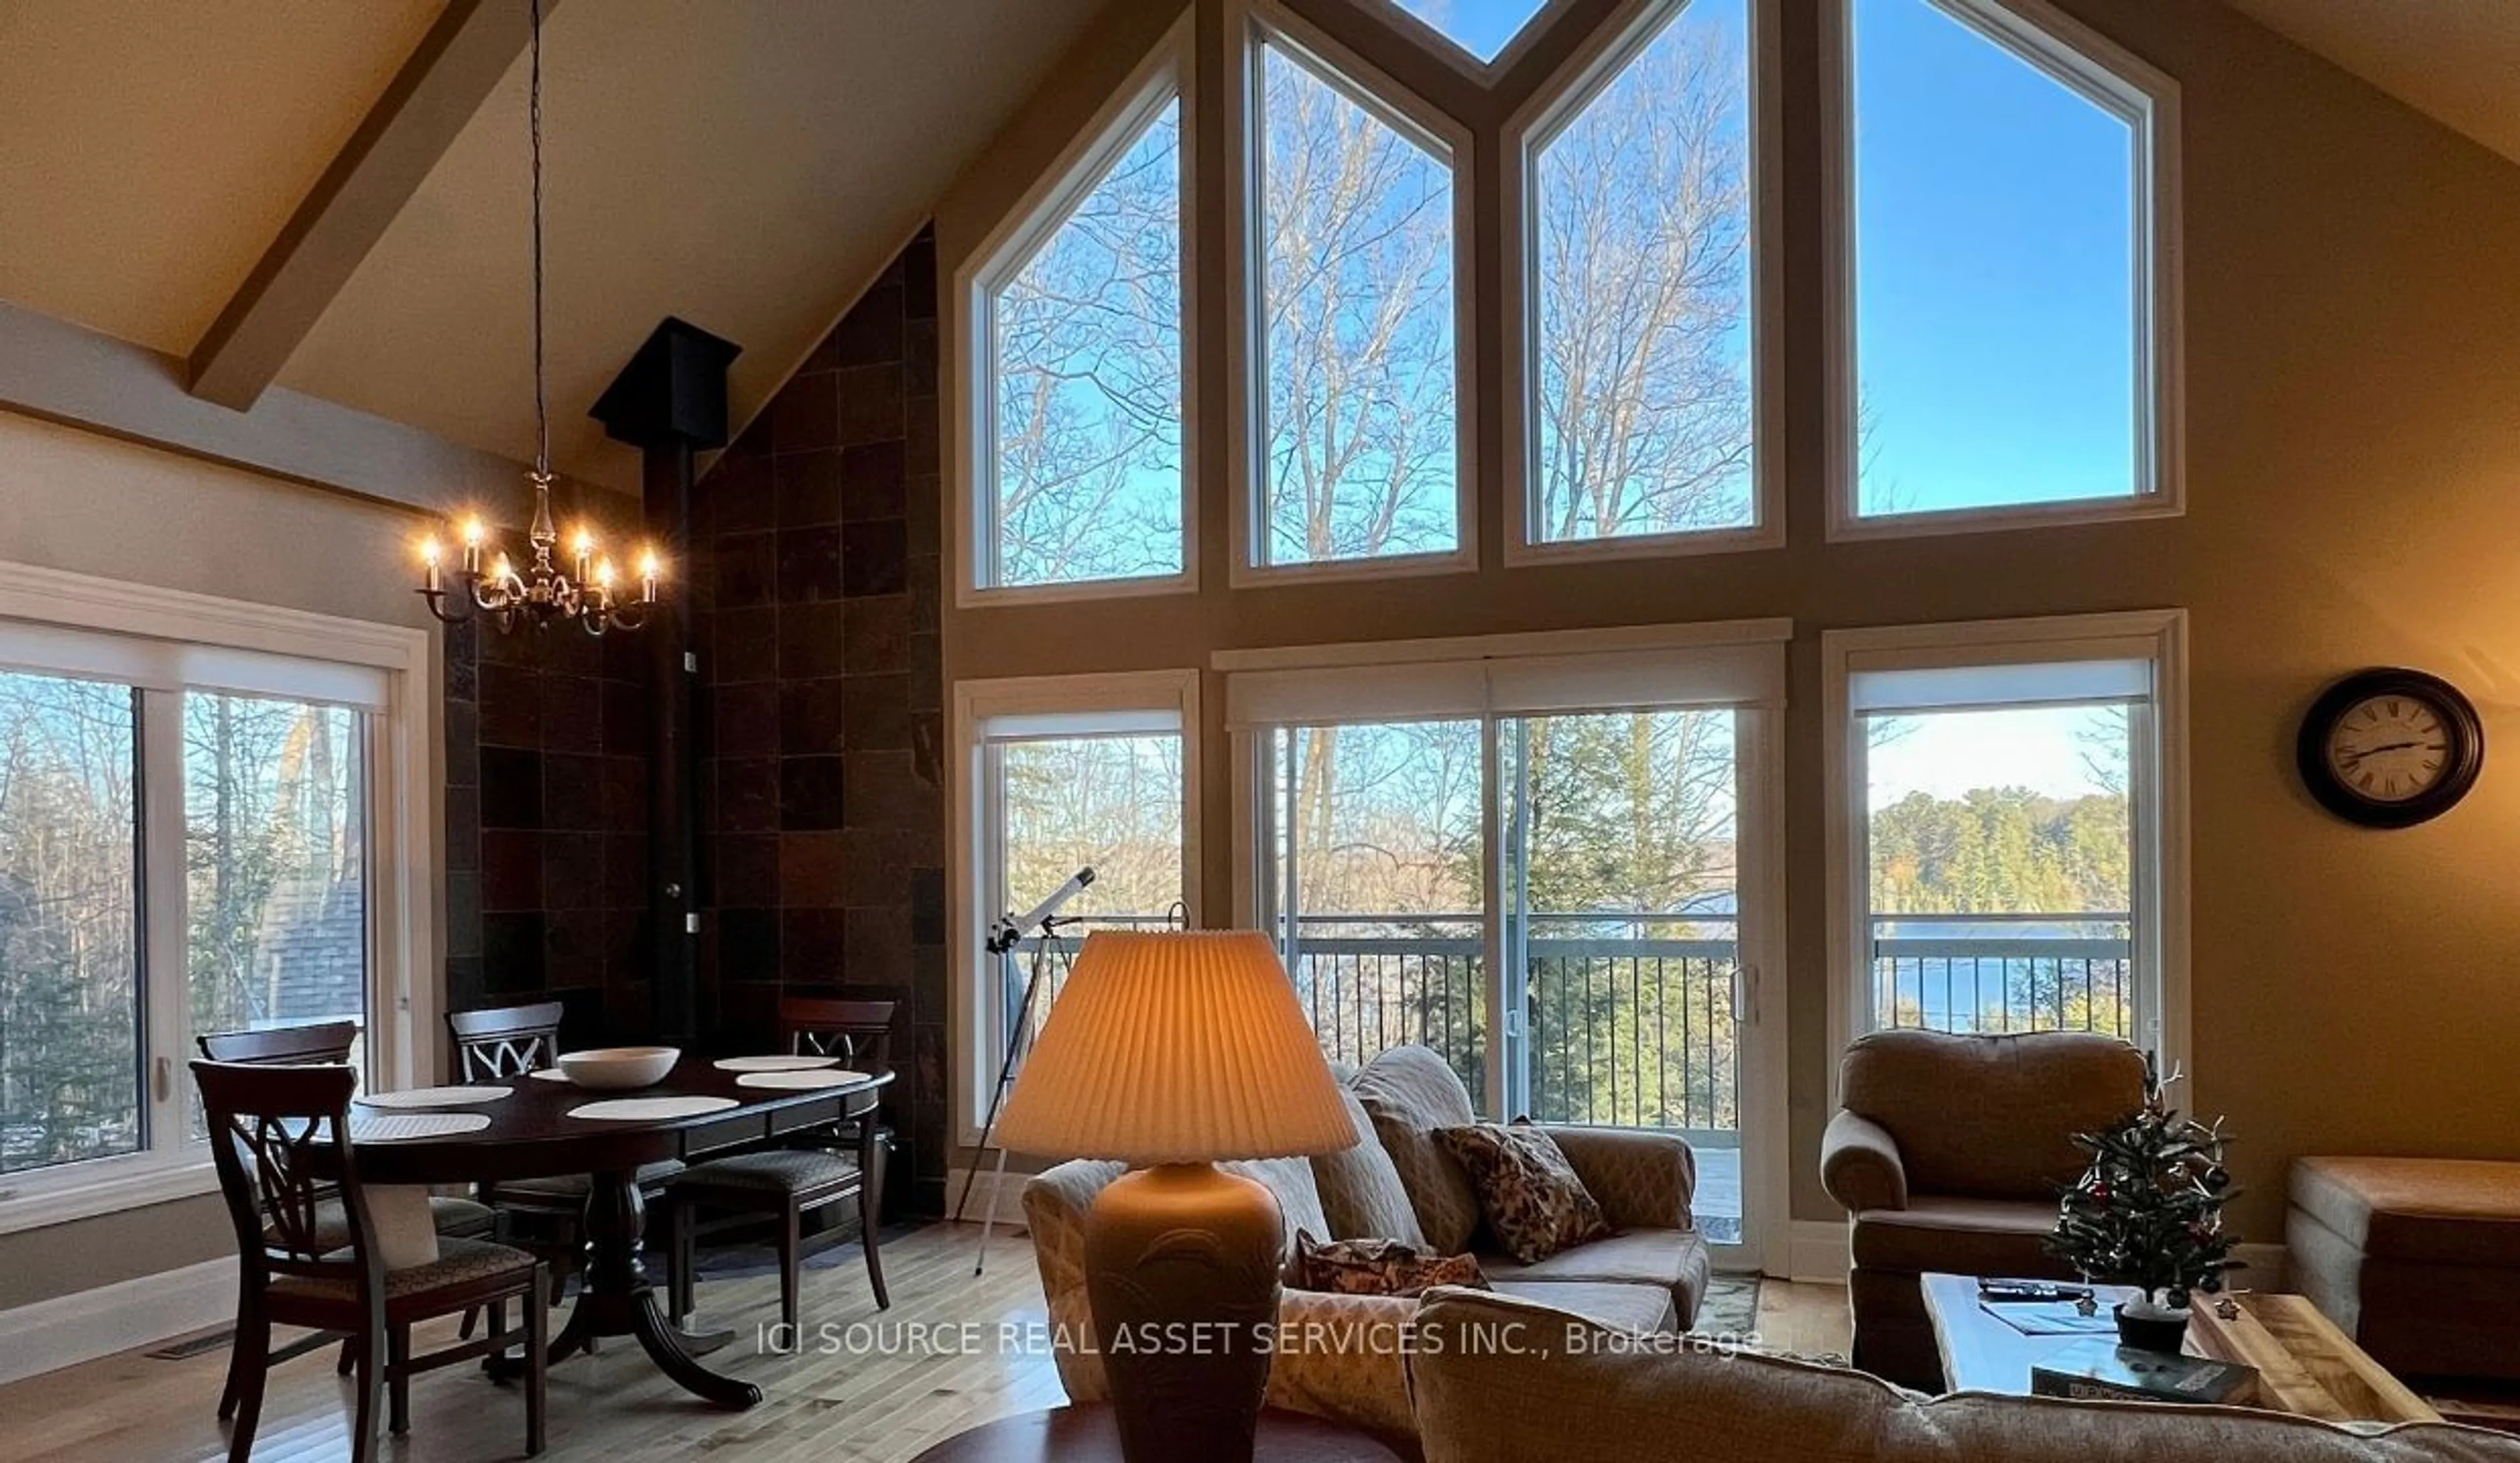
[0,0,1104,492]
[2223,0,2520,167]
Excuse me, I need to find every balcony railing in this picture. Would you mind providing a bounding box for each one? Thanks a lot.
[1869,913,2133,1040]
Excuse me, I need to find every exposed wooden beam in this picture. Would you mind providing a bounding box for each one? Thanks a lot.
[1,300,576,516]
[186,0,560,411]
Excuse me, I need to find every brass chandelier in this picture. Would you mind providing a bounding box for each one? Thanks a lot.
[418,0,656,637]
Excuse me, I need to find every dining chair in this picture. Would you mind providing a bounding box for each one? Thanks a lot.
[444,1002,685,1321]
[667,996,899,1333]
[193,1058,547,1463]
[194,1021,496,1406]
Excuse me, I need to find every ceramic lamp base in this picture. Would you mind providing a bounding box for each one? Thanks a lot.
[1082,1163,1283,1463]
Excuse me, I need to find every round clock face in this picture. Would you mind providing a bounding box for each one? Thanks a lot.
[2322,695,2451,804]
[2298,669,2484,828]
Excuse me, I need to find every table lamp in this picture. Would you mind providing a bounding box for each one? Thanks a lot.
[995,930,1360,1463]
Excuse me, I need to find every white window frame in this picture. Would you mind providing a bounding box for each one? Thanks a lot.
[1821,609,2191,1109]
[1224,0,1481,587]
[1502,0,1785,566]
[949,668,1202,1147]
[1219,619,1793,1273]
[1353,0,1582,82]
[0,560,436,1235]
[1820,0,2184,541]
[952,14,1199,609]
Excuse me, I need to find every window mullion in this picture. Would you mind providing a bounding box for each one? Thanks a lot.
[136,687,190,1153]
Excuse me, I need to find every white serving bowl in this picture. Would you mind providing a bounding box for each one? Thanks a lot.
[556,1046,681,1090]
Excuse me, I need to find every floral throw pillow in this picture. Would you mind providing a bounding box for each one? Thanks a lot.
[1287,1229,1488,1298]
[1433,1121,1613,1264]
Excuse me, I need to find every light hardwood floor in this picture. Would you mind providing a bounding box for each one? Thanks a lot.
[0,1226,1851,1463]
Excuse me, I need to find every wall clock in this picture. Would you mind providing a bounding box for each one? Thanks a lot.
[2296,668,2484,828]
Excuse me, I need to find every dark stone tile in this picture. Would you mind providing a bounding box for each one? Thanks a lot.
[446,957,486,1018]
[902,318,936,394]
[606,833,648,911]
[707,455,776,535]
[543,833,606,910]
[908,554,940,635]
[600,677,646,756]
[715,531,778,609]
[602,755,647,831]
[479,663,541,748]
[778,678,845,756]
[780,833,849,907]
[444,699,480,787]
[843,675,910,751]
[908,634,941,713]
[543,906,606,989]
[905,467,941,550]
[541,625,604,680]
[717,758,781,833]
[541,675,604,754]
[912,1025,947,1113]
[837,828,905,907]
[781,909,849,981]
[713,683,780,758]
[445,786,480,870]
[601,978,655,1044]
[446,871,482,958]
[911,867,946,947]
[776,525,843,603]
[481,831,543,911]
[771,373,839,453]
[445,651,479,707]
[824,283,904,369]
[717,979,781,1047]
[843,520,908,598]
[839,440,905,523]
[715,833,781,907]
[902,230,938,321]
[911,942,948,1025]
[544,752,604,830]
[774,449,842,528]
[843,751,920,832]
[835,364,904,447]
[602,627,650,684]
[776,601,847,679]
[779,756,847,831]
[482,913,547,993]
[905,400,939,478]
[479,748,542,829]
[713,606,778,684]
[844,594,909,674]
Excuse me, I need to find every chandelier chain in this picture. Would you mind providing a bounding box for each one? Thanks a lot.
[529,0,548,481]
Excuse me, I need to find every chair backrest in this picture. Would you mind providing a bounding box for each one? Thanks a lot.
[197,1020,360,1066]
[447,1001,567,1079]
[779,996,897,1068]
[1838,1029,2149,1200]
[192,1059,378,1291]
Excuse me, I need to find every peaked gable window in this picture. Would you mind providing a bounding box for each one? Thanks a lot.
[1832,0,2179,535]
[970,52,1189,597]
[1378,0,1557,66]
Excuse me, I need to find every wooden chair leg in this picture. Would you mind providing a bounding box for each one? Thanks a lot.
[349,1321,387,1463]
[458,1305,478,1340]
[223,1317,270,1463]
[217,1273,252,1421]
[335,1334,356,1375]
[489,1297,509,1363]
[524,1268,549,1458]
[387,1324,411,1435]
[778,1201,803,1340]
[860,1184,889,1311]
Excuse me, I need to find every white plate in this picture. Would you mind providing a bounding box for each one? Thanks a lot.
[350,1112,492,1141]
[734,1069,871,1090]
[526,1067,574,1082]
[713,1055,841,1073]
[567,1096,739,1122]
[356,1085,511,1109]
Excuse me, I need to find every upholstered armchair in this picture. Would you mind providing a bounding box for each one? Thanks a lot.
[1819,1029,2148,1390]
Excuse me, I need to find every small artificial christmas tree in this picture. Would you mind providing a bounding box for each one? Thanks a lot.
[2044,1054,2239,1334]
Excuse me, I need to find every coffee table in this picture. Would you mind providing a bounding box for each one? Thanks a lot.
[1922,1273,2440,1424]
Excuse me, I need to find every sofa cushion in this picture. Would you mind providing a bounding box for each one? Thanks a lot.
[1849,1195,2075,1278]
[1408,1287,2520,1463]
[2292,1157,2520,1268]
[1310,1084,1429,1246]
[1436,1122,1613,1264]
[1480,1227,1712,1325]
[1352,1046,1484,1252]
[1839,1031,2145,1202]
[1490,1279,1676,1337]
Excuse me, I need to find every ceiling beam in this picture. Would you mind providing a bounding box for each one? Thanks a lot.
[186,0,560,411]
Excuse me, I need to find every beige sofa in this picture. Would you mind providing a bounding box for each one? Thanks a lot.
[1022,1044,1712,1435]
[1409,1287,2520,1463]
[1820,1029,2149,1390]
[2290,1156,2520,1383]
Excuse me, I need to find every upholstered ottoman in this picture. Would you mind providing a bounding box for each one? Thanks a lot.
[2289,1156,2520,1382]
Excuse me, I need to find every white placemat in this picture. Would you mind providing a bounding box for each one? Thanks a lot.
[349,1112,492,1141]
[526,1067,574,1082]
[357,1084,512,1109]
[568,1096,738,1122]
[734,1069,871,1090]
[713,1054,841,1073]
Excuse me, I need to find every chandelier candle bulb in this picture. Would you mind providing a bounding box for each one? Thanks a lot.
[419,539,442,593]
[639,548,660,603]
[461,516,484,575]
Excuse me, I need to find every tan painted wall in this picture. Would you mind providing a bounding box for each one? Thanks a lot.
[936,0,2520,1245]
[0,408,445,1309]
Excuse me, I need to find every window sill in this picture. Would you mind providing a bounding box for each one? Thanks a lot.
[0,1151,218,1236]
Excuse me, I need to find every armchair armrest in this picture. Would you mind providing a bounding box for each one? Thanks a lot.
[1537,1124,1696,1231]
[1820,1109,1909,1213]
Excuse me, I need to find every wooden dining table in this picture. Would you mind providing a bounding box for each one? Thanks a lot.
[323,1055,889,1410]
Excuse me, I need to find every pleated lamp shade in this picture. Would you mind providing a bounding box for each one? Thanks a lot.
[995,930,1359,1165]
